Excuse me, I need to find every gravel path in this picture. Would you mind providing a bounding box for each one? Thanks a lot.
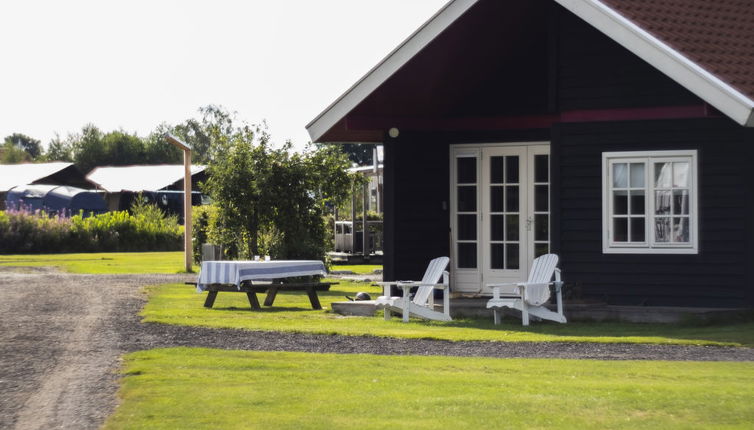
[1,268,752,429]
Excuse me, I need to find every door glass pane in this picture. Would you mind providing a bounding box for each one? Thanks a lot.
[490,215,504,241]
[673,218,689,242]
[630,163,645,188]
[506,244,519,270]
[673,162,689,187]
[655,218,671,242]
[506,186,519,212]
[506,156,519,183]
[490,157,504,184]
[535,214,548,241]
[457,186,476,212]
[534,155,549,183]
[613,190,628,215]
[630,191,645,214]
[490,244,504,269]
[612,163,628,188]
[506,215,519,241]
[535,185,548,212]
[457,158,476,184]
[655,162,672,188]
[630,218,645,242]
[613,218,628,242]
[458,243,477,268]
[535,243,549,258]
[490,186,504,212]
[673,190,689,215]
[457,215,477,241]
[655,191,671,215]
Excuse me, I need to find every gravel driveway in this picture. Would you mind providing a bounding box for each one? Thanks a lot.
[1,267,752,430]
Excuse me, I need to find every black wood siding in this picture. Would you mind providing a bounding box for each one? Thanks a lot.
[556,7,701,111]
[554,118,754,307]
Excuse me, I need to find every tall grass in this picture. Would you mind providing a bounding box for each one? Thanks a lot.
[0,205,182,253]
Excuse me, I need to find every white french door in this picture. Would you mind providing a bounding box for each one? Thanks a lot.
[450,143,551,294]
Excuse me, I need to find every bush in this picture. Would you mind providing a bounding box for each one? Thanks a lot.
[0,206,182,254]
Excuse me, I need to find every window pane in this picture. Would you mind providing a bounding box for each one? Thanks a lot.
[458,215,477,241]
[506,156,519,183]
[506,215,519,241]
[612,163,628,188]
[630,218,645,242]
[655,218,671,243]
[490,215,503,241]
[534,243,549,258]
[535,155,549,183]
[535,185,548,212]
[630,190,645,215]
[506,186,519,212]
[613,190,628,215]
[490,156,504,184]
[457,186,476,212]
[655,190,671,215]
[457,158,476,184]
[458,243,477,268]
[673,218,690,243]
[506,244,519,270]
[613,218,628,242]
[655,162,672,188]
[673,162,689,187]
[673,190,689,215]
[535,214,549,242]
[630,163,645,188]
[490,244,504,269]
[490,186,504,212]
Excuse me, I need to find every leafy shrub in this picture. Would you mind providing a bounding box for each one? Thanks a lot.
[0,205,182,254]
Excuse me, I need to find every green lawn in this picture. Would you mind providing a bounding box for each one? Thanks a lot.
[0,251,193,274]
[142,281,754,347]
[329,264,382,274]
[104,347,754,430]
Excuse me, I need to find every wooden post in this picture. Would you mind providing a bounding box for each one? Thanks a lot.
[165,134,193,272]
[363,181,368,258]
[183,149,193,271]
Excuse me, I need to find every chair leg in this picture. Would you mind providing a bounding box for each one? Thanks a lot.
[521,300,530,326]
[493,309,501,325]
[384,308,391,321]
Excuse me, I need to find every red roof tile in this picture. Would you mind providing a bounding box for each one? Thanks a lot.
[599,0,754,101]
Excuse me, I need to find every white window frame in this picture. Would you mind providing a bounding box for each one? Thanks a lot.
[602,150,699,254]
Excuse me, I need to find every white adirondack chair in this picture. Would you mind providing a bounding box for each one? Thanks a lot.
[375,256,451,322]
[486,253,566,326]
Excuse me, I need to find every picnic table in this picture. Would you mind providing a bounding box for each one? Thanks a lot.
[195,260,334,310]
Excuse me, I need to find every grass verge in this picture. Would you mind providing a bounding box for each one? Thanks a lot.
[329,264,382,274]
[104,348,754,430]
[141,281,754,346]
[0,252,193,274]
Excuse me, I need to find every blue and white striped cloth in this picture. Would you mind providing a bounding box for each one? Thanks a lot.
[196,260,327,292]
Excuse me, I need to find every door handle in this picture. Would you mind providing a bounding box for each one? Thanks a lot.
[526,216,533,231]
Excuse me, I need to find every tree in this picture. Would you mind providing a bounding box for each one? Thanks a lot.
[341,143,375,166]
[201,107,354,261]
[45,133,74,162]
[3,133,42,159]
[0,141,32,163]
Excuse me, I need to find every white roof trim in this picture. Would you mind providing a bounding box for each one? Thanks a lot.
[555,0,754,127]
[306,0,479,142]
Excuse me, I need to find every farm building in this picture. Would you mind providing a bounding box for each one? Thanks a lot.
[86,164,208,222]
[5,184,107,216]
[0,162,93,210]
[307,0,754,308]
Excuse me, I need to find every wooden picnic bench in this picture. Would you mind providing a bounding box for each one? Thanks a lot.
[188,281,337,310]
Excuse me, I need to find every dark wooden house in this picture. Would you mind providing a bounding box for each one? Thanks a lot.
[307,0,754,308]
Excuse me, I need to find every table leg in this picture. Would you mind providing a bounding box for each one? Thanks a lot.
[264,286,279,307]
[246,291,261,310]
[204,290,218,308]
[306,287,322,310]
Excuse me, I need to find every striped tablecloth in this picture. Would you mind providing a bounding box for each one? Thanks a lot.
[196,260,327,292]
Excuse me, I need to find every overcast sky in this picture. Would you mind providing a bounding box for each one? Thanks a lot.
[0,0,447,150]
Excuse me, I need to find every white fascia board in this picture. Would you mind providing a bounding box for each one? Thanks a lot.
[556,0,754,127]
[306,0,479,142]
